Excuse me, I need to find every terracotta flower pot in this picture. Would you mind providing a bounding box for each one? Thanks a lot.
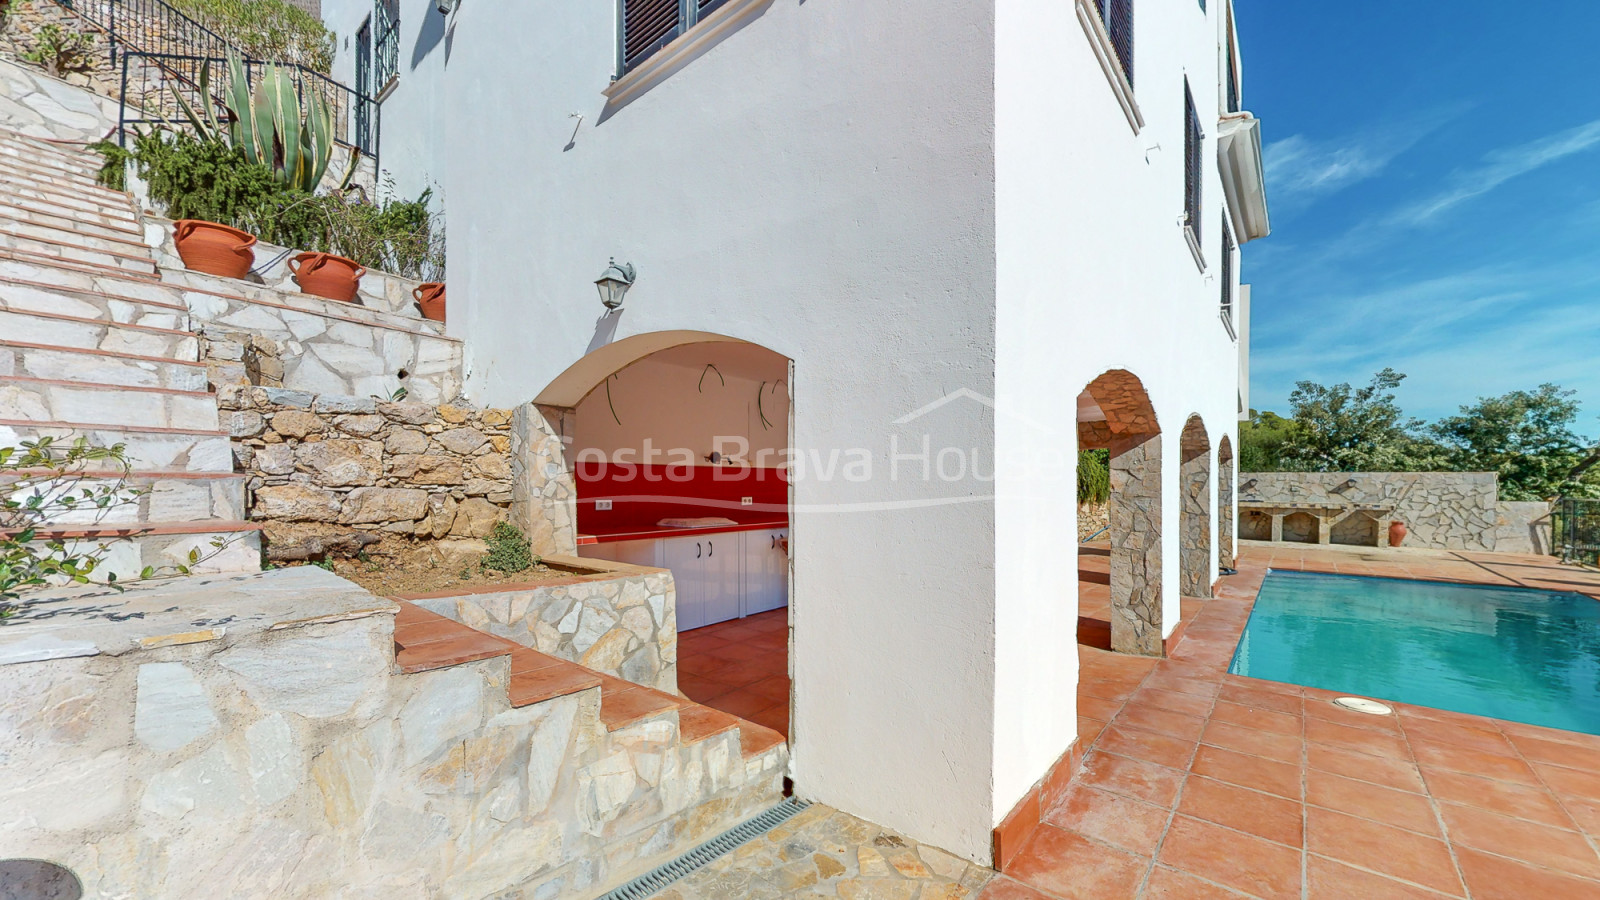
[1388,520,1408,547]
[289,252,365,303]
[173,219,256,279]
[413,282,446,322]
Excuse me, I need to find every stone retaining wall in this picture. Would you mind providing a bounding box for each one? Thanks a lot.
[408,556,678,694]
[1495,500,1553,555]
[0,568,781,899]
[219,385,515,556]
[1240,472,1501,551]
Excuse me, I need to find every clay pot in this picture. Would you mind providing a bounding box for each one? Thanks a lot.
[414,282,446,322]
[173,219,256,279]
[1388,520,1408,547]
[289,252,366,303]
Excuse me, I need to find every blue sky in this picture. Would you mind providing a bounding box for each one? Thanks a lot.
[1237,1,1600,434]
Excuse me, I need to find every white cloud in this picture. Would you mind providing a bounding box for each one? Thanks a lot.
[1393,118,1600,225]
[1264,109,1462,206]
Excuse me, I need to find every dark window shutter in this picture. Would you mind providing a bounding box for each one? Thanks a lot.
[1093,0,1135,87]
[623,0,684,72]
[1221,213,1235,325]
[1184,84,1202,245]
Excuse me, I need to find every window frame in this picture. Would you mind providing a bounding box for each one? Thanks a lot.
[1183,81,1205,269]
[1220,211,1237,338]
[618,0,734,77]
[1075,0,1142,132]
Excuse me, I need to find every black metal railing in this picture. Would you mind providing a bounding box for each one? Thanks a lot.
[54,0,232,68]
[118,51,379,160]
[1555,498,1600,567]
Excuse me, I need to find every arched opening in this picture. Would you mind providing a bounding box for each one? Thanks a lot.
[529,331,794,738]
[1240,510,1272,542]
[1076,370,1165,657]
[1178,416,1212,598]
[1331,512,1380,547]
[1282,511,1319,544]
[1217,435,1236,569]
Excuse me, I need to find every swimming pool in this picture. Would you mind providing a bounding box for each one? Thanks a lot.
[1230,570,1600,735]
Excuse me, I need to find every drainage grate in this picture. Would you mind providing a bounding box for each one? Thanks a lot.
[596,797,812,900]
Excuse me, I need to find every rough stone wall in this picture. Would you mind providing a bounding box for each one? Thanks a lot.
[219,385,515,555]
[0,570,782,900]
[1109,433,1163,657]
[1217,443,1236,569]
[511,404,578,557]
[412,557,678,693]
[199,325,286,390]
[1240,472,1500,551]
[1495,501,1553,555]
[1178,437,1212,599]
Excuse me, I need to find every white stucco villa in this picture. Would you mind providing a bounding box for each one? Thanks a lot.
[317,0,1270,868]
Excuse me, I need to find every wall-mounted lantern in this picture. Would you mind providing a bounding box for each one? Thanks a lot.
[436,0,458,14]
[595,258,636,310]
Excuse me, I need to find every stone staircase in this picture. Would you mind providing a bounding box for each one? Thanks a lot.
[0,125,262,578]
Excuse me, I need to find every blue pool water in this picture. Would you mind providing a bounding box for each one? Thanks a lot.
[1230,571,1600,735]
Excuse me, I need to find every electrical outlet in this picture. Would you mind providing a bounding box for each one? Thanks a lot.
[741,497,754,506]
[595,500,614,511]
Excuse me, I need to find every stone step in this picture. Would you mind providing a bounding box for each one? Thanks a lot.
[0,209,152,251]
[0,135,104,180]
[0,229,155,275]
[0,127,103,167]
[0,271,189,330]
[0,340,209,391]
[0,376,219,431]
[0,157,115,201]
[0,419,232,473]
[161,264,451,339]
[0,197,144,239]
[0,307,199,359]
[0,176,136,221]
[7,521,262,583]
[0,469,246,526]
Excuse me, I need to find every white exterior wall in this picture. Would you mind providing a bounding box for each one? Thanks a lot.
[994,0,1241,817]
[323,0,1249,863]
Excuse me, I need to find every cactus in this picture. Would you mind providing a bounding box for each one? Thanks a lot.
[170,50,335,192]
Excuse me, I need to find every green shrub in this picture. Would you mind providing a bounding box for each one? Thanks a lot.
[481,522,536,575]
[166,0,334,73]
[1078,449,1110,505]
[23,23,94,78]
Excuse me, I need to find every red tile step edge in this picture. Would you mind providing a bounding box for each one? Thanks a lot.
[391,601,785,758]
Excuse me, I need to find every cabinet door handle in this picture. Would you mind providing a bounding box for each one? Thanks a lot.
[708,541,714,558]
[696,542,702,559]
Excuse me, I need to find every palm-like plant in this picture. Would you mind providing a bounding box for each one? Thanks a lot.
[171,51,335,193]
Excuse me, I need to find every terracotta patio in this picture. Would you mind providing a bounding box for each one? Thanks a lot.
[985,544,1600,900]
[676,608,791,737]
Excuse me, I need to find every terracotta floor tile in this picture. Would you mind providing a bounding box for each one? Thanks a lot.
[1305,717,1414,760]
[1454,846,1600,900]
[395,632,513,673]
[1129,686,1216,718]
[1156,814,1303,900]
[1004,824,1150,900]
[744,674,792,703]
[1094,724,1199,771]
[975,875,1057,900]
[746,702,790,735]
[1142,866,1252,898]
[599,687,681,729]
[1201,720,1304,765]
[1302,696,1403,734]
[1306,854,1455,899]
[1564,796,1600,837]
[1210,700,1303,737]
[1043,783,1170,857]
[1399,716,1517,757]
[1306,769,1442,836]
[1224,674,1303,698]
[1513,734,1600,773]
[677,672,738,703]
[704,687,777,720]
[1535,762,1600,801]
[1498,719,1600,752]
[1420,769,1576,828]
[1437,802,1600,879]
[1076,751,1186,808]
[1077,694,1125,723]
[1077,718,1105,747]
[508,664,601,707]
[1307,742,1426,793]
[1218,681,1303,716]
[677,703,741,743]
[1178,775,1304,847]
[1191,743,1303,800]
[1410,738,1539,785]
[1305,807,1463,896]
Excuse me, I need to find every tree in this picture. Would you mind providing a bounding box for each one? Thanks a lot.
[1239,409,1295,471]
[1430,384,1600,500]
[1278,369,1441,472]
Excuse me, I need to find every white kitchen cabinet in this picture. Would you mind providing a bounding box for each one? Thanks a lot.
[580,528,787,631]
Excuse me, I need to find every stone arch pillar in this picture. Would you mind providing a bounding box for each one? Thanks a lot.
[1218,436,1236,569]
[1082,370,1164,657]
[1178,416,1212,598]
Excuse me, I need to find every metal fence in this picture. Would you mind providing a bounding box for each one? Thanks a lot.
[1554,498,1600,567]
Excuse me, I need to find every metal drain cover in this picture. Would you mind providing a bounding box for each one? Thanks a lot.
[1333,697,1393,715]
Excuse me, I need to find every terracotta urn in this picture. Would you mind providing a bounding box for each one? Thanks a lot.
[413,282,446,322]
[289,252,365,303]
[1388,520,1408,547]
[173,219,256,279]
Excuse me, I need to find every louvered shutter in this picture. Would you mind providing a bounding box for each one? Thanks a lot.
[1093,0,1134,87]
[1184,85,1202,244]
[623,0,684,72]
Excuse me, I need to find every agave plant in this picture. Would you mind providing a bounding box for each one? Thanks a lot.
[171,51,335,193]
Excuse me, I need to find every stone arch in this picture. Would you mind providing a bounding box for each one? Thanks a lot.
[1282,511,1319,544]
[1331,512,1380,546]
[1078,370,1164,657]
[1240,510,1272,541]
[1217,435,1236,569]
[1178,416,1212,598]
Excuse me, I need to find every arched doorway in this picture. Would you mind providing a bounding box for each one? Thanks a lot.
[1078,370,1164,657]
[527,331,794,736]
[1179,416,1212,598]
[1218,435,1236,570]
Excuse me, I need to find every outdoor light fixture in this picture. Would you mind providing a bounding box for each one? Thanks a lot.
[436,0,457,14]
[595,258,636,310]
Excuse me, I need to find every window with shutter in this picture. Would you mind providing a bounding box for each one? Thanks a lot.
[622,0,684,73]
[374,0,400,92]
[1221,212,1236,334]
[1184,83,1202,246]
[1092,0,1134,87]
